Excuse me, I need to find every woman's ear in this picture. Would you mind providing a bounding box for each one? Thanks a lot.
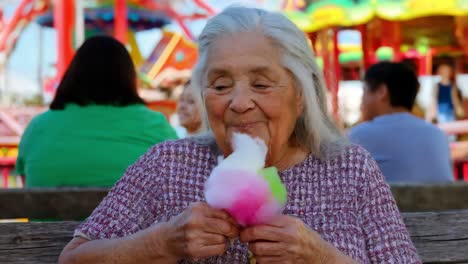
[296,89,305,115]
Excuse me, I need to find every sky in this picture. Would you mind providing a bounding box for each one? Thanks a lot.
[1,0,282,98]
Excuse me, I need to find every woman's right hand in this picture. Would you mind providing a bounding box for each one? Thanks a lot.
[59,202,238,264]
[160,202,239,261]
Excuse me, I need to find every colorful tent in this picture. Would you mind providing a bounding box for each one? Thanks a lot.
[287,0,468,33]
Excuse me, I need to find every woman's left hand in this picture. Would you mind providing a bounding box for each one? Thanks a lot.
[239,215,355,264]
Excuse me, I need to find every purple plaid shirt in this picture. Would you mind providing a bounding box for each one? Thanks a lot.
[75,138,420,263]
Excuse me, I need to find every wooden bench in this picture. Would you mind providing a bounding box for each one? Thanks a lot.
[0,188,108,219]
[391,182,468,212]
[0,210,467,263]
[1,185,467,262]
[2,183,468,219]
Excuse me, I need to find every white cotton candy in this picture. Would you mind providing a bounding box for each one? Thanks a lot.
[215,133,267,171]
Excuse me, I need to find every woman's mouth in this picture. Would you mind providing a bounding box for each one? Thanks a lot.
[230,122,261,132]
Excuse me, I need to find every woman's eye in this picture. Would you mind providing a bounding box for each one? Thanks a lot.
[214,85,229,91]
[253,84,270,89]
[210,77,232,92]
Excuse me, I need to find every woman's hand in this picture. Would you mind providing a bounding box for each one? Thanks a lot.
[240,215,355,264]
[162,202,240,261]
[58,203,238,264]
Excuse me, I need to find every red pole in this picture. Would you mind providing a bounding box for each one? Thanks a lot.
[320,28,341,122]
[2,168,8,188]
[418,55,427,76]
[320,30,332,91]
[380,20,402,62]
[393,22,402,62]
[358,24,372,70]
[114,0,128,44]
[54,0,75,79]
[332,28,341,121]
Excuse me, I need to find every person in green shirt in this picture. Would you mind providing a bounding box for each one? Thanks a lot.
[16,36,177,187]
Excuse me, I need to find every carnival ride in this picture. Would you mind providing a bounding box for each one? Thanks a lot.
[0,0,212,82]
[0,0,214,187]
[0,0,49,70]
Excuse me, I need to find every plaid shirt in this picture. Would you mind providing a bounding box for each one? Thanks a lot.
[75,139,420,263]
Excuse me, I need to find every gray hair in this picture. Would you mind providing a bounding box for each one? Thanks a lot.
[191,6,348,159]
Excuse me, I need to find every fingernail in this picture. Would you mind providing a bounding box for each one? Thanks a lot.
[230,238,235,247]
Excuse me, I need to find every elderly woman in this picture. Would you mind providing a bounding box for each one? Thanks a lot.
[59,7,420,264]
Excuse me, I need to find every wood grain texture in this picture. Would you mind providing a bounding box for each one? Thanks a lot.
[390,182,468,212]
[2,184,468,219]
[1,211,467,263]
[0,221,77,264]
[0,188,108,219]
[404,210,468,263]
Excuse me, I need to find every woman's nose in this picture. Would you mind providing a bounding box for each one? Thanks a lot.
[229,87,255,113]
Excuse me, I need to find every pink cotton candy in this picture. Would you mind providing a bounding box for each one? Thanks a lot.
[224,170,269,226]
[206,169,281,226]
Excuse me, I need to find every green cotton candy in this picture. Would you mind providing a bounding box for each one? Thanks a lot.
[259,167,287,204]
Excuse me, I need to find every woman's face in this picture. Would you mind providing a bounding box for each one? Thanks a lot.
[203,31,304,165]
[177,85,201,132]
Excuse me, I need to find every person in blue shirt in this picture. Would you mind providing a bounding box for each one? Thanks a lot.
[349,62,453,183]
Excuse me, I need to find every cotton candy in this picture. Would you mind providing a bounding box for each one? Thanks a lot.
[205,133,287,226]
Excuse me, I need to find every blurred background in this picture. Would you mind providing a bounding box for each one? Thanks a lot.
[1,0,468,187]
